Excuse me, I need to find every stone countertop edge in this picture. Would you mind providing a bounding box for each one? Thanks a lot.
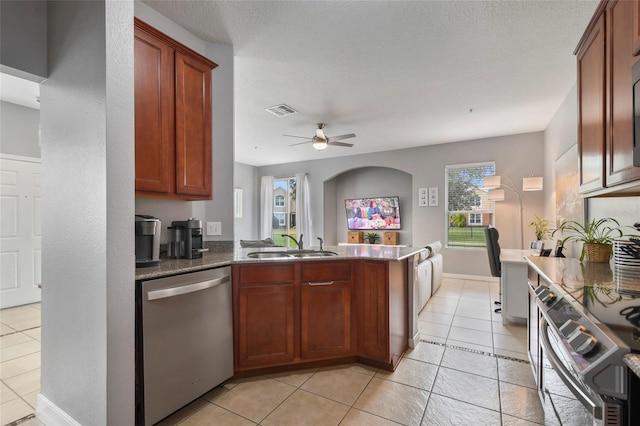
[135,245,426,281]
[623,353,640,378]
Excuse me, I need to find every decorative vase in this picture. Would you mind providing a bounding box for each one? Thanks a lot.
[583,243,612,263]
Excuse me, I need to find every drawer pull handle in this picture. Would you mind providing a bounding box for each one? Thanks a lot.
[308,280,334,286]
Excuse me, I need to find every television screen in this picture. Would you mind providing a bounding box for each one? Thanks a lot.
[345,196,401,230]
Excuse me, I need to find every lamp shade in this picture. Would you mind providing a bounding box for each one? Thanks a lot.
[483,175,501,189]
[488,189,505,201]
[522,176,543,191]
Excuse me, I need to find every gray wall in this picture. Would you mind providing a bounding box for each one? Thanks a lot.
[258,131,545,276]
[134,1,235,242]
[234,162,259,241]
[329,167,412,245]
[0,101,41,158]
[40,1,134,424]
[0,0,47,81]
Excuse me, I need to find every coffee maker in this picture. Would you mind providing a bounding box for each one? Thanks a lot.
[167,218,209,259]
[135,215,161,267]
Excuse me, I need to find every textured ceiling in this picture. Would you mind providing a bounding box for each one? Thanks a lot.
[144,0,598,167]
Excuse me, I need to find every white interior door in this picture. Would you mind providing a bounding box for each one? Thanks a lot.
[0,155,42,308]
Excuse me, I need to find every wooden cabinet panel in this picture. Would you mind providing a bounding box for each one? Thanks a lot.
[175,52,212,197]
[607,0,640,185]
[577,14,606,193]
[134,19,217,200]
[237,263,295,285]
[633,0,640,56]
[300,261,351,282]
[300,280,352,359]
[236,284,296,369]
[134,27,173,194]
[360,261,389,363]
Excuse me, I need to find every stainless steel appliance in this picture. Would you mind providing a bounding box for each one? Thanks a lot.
[527,257,640,425]
[167,218,209,259]
[140,267,233,425]
[135,215,161,267]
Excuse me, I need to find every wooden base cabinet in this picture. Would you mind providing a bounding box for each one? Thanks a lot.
[134,19,217,200]
[232,259,407,374]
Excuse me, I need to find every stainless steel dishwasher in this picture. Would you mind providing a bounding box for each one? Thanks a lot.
[141,267,233,426]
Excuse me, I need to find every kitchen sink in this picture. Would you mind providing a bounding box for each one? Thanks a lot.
[246,250,338,259]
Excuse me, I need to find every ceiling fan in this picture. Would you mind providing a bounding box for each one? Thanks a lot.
[285,123,356,151]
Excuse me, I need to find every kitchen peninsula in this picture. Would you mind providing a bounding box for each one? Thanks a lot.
[135,244,424,373]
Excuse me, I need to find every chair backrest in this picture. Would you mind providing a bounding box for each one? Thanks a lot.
[484,225,501,277]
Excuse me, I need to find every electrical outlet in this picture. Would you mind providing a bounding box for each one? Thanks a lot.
[206,221,221,236]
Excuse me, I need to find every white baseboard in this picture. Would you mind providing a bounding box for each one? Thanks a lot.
[408,331,420,348]
[36,393,81,426]
[443,272,499,283]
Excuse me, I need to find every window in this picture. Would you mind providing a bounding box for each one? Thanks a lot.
[468,213,482,226]
[273,212,286,227]
[445,162,495,248]
[271,177,297,247]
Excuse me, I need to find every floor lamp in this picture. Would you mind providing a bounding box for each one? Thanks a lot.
[482,174,543,249]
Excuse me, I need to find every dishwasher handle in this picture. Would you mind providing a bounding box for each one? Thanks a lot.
[147,275,230,301]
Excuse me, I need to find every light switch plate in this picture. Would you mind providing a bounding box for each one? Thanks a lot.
[206,221,221,236]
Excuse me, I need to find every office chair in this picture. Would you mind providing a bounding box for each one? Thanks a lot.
[484,225,502,313]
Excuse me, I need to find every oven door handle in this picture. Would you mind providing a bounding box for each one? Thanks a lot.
[539,317,602,420]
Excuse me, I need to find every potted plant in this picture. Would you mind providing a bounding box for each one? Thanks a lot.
[529,215,552,241]
[552,218,630,262]
[366,232,379,244]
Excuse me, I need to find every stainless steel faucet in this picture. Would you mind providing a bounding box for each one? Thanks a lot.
[317,237,324,251]
[284,234,304,250]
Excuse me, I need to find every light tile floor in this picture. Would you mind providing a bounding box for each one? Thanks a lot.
[0,278,543,426]
[0,303,41,426]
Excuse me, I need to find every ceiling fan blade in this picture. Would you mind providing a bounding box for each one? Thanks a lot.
[288,140,313,147]
[284,134,313,140]
[327,141,354,147]
[327,133,356,141]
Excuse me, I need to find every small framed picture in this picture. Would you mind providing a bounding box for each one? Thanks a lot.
[418,188,428,207]
[428,187,438,207]
[530,241,543,254]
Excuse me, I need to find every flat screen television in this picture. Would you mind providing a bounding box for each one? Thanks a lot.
[345,196,401,230]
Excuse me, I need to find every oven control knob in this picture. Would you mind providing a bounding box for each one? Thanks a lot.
[537,287,556,304]
[568,331,598,355]
[559,320,585,339]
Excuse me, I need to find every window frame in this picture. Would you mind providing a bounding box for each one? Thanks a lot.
[274,194,285,207]
[445,161,495,249]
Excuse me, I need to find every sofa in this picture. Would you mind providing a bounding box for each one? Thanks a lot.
[417,241,443,313]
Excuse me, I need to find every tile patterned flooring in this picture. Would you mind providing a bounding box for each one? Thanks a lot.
[0,277,544,425]
[0,303,41,426]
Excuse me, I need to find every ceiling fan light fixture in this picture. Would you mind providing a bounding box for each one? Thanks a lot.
[312,137,328,151]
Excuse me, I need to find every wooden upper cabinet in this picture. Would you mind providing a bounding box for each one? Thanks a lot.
[608,0,640,185]
[134,19,217,200]
[175,52,212,197]
[577,13,606,193]
[633,0,640,56]
[134,27,173,194]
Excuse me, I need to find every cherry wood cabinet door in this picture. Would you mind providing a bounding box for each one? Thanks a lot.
[236,284,296,369]
[607,0,640,186]
[134,27,173,194]
[633,0,640,56]
[359,261,389,363]
[577,14,606,193]
[300,262,353,359]
[175,51,213,198]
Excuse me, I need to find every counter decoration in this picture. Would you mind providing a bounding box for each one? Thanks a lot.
[366,232,380,244]
[553,218,631,263]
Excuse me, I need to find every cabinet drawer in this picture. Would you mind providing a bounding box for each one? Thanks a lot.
[301,261,351,282]
[237,264,295,285]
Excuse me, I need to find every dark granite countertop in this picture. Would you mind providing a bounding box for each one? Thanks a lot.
[135,244,425,281]
[623,353,640,378]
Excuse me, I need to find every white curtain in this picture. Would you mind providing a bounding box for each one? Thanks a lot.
[260,176,274,239]
[295,173,312,247]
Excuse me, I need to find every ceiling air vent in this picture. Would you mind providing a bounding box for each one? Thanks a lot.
[265,104,297,117]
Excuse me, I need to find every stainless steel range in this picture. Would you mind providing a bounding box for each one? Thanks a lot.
[527,257,640,426]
